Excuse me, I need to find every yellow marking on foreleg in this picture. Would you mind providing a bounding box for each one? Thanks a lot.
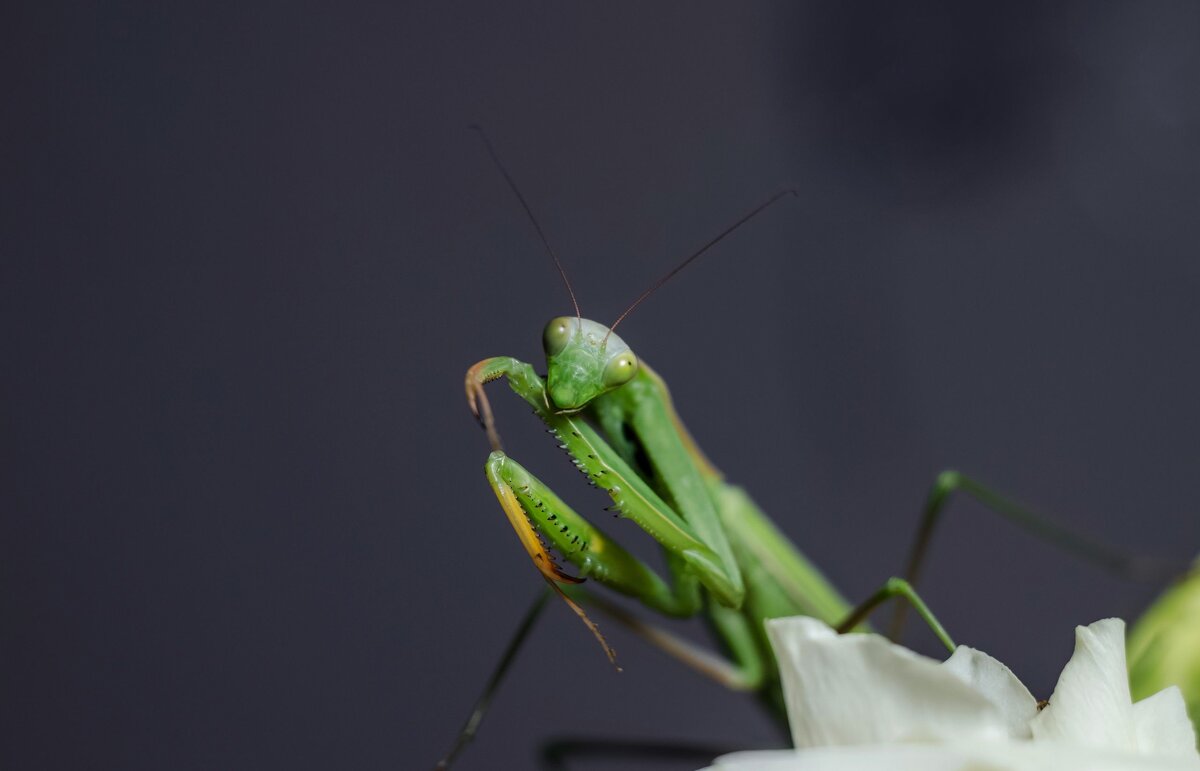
[490,476,580,585]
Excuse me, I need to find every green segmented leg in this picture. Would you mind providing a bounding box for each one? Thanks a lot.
[486,451,702,617]
[434,590,551,771]
[837,577,955,653]
[468,356,744,608]
[888,470,1183,639]
[484,450,624,663]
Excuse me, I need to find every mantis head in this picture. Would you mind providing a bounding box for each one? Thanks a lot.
[542,317,638,411]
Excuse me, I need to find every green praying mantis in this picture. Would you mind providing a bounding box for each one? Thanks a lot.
[436,129,1200,769]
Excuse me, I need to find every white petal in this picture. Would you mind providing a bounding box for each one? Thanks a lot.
[1132,687,1199,758]
[1031,618,1137,750]
[943,645,1039,739]
[699,742,1200,771]
[766,617,1008,748]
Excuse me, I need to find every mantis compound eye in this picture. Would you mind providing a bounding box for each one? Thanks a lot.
[542,317,574,356]
[602,352,638,388]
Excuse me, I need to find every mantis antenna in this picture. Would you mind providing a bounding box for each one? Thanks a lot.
[470,125,582,319]
[605,188,797,342]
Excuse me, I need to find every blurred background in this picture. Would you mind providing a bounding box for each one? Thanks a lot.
[3,2,1199,769]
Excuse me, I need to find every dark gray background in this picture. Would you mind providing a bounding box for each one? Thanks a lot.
[3,3,1199,770]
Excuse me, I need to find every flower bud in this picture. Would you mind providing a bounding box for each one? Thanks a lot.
[1128,557,1200,741]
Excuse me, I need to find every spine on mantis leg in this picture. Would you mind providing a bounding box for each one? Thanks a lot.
[486,451,702,617]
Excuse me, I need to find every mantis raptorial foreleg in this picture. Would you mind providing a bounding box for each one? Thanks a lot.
[486,451,702,616]
[466,356,745,608]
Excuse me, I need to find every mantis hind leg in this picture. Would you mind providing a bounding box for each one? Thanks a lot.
[889,469,1183,639]
[434,590,551,771]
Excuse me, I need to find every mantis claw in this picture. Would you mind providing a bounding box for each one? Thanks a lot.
[465,360,506,451]
[544,579,620,668]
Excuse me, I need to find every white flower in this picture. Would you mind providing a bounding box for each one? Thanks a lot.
[701,617,1199,771]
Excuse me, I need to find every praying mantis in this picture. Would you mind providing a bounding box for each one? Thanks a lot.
[435,129,1200,769]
